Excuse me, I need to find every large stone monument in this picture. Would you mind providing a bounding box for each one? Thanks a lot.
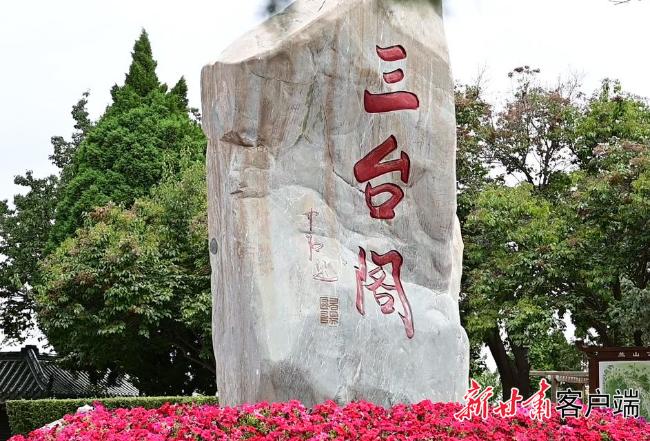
[202,0,469,407]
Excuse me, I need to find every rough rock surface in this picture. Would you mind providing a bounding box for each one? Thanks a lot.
[201,0,469,407]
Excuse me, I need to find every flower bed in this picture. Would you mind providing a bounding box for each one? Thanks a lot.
[9,400,650,441]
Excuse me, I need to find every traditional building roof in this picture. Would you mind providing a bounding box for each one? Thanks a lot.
[0,346,138,403]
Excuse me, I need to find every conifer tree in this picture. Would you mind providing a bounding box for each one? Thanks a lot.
[35,31,212,394]
[50,30,205,246]
[123,30,160,97]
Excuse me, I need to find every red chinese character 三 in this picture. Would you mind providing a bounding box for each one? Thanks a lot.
[355,247,414,339]
[364,45,419,113]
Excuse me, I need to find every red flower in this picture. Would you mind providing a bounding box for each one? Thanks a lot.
[8,399,650,441]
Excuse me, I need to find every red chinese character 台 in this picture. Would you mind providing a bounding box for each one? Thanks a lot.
[363,182,404,220]
[354,135,410,184]
[355,247,414,339]
[522,379,553,421]
[493,388,524,418]
[354,135,410,220]
[454,379,494,421]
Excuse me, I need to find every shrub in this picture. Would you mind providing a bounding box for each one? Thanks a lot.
[6,395,217,436]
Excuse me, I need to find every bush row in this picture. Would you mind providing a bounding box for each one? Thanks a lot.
[6,395,218,436]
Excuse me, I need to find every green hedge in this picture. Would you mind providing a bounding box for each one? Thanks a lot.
[6,395,218,436]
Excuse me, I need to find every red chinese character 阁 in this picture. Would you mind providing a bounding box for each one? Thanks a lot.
[355,247,414,338]
[354,135,410,220]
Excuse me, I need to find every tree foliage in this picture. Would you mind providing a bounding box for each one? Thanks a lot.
[0,29,214,394]
[480,67,580,193]
[33,30,212,395]
[565,139,650,346]
[0,173,58,340]
[455,83,495,224]
[50,30,205,247]
[574,80,650,169]
[0,92,91,341]
[463,183,572,397]
[458,69,649,398]
[37,162,215,395]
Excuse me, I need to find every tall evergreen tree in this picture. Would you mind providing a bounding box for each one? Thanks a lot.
[35,30,212,394]
[123,30,160,97]
[50,30,205,246]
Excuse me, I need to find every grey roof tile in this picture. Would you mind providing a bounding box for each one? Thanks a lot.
[0,346,138,402]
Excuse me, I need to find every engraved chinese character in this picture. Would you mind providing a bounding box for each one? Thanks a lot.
[319,297,339,326]
[376,45,407,62]
[354,135,410,220]
[355,247,414,338]
[305,234,323,261]
[313,259,338,282]
[320,297,329,325]
[304,208,319,232]
[354,135,410,184]
[364,45,419,113]
[364,90,419,113]
[328,297,339,326]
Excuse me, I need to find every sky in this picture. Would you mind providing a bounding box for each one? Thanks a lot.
[0,0,649,350]
[1,0,650,205]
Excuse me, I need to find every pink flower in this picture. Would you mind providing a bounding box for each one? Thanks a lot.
[8,399,650,441]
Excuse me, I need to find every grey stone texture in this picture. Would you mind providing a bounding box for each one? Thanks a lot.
[202,0,469,407]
